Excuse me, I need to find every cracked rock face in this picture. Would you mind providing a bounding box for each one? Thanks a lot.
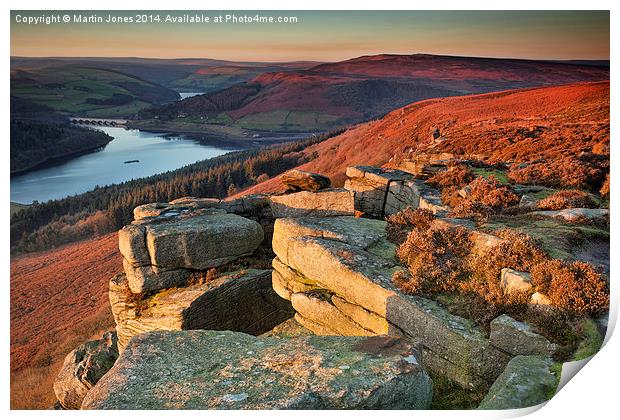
[82,330,432,410]
[109,270,294,350]
[53,331,119,409]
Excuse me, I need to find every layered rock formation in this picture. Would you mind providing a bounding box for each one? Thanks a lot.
[271,215,514,389]
[344,166,447,217]
[119,208,264,293]
[56,162,577,410]
[83,330,432,410]
[110,269,293,350]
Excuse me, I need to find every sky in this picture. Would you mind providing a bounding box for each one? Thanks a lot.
[10,10,610,62]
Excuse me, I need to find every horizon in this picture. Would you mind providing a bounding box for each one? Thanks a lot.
[11,11,609,61]
[10,52,612,65]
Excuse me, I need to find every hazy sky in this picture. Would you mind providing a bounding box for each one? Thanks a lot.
[11,11,610,62]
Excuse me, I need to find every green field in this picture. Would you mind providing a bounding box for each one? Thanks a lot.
[10,202,30,217]
[11,66,178,118]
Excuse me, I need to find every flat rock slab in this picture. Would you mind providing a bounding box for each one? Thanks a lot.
[478,356,559,410]
[490,315,557,357]
[269,189,354,218]
[82,330,432,410]
[146,212,264,271]
[530,208,609,223]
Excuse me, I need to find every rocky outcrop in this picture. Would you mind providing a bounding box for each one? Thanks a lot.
[271,215,513,389]
[394,153,455,179]
[82,330,432,410]
[343,166,447,217]
[478,356,559,410]
[268,189,354,218]
[110,269,293,350]
[280,169,331,192]
[120,208,264,293]
[53,332,119,409]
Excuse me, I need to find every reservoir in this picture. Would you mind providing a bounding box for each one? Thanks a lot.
[178,92,204,99]
[10,126,239,204]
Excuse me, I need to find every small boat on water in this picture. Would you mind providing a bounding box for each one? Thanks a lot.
[124,159,140,164]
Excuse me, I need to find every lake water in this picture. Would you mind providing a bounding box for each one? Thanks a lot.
[10,126,239,204]
[179,92,204,99]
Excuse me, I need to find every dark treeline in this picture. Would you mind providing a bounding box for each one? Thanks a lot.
[10,120,113,174]
[11,129,344,253]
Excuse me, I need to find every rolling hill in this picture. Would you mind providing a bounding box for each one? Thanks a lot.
[10,65,181,118]
[236,81,609,192]
[142,54,609,132]
[10,56,320,95]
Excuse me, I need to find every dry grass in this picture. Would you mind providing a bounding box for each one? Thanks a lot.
[10,233,120,409]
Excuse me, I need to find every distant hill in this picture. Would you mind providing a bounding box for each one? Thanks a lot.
[142,54,609,132]
[10,56,321,95]
[237,80,610,193]
[10,65,181,118]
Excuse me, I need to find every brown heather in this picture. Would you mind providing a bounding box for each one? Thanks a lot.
[386,207,435,243]
[537,190,598,211]
[464,229,548,304]
[531,259,609,315]
[600,174,610,197]
[507,157,607,191]
[426,164,475,190]
[395,221,472,294]
[467,177,520,210]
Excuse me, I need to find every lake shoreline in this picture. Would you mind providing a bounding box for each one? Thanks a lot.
[10,126,250,204]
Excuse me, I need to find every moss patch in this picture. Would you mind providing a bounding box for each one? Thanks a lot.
[572,318,604,360]
[430,373,486,409]
[471,168,509,184]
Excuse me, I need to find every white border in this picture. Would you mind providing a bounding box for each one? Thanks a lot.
[3,1,617,419]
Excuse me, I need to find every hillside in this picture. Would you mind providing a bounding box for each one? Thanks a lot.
[10,65,180,118]
[237,81,609,194]
[10,233,121,408]
[143,54,609,131]
[10,96,114,175]
[10,56,320,94]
